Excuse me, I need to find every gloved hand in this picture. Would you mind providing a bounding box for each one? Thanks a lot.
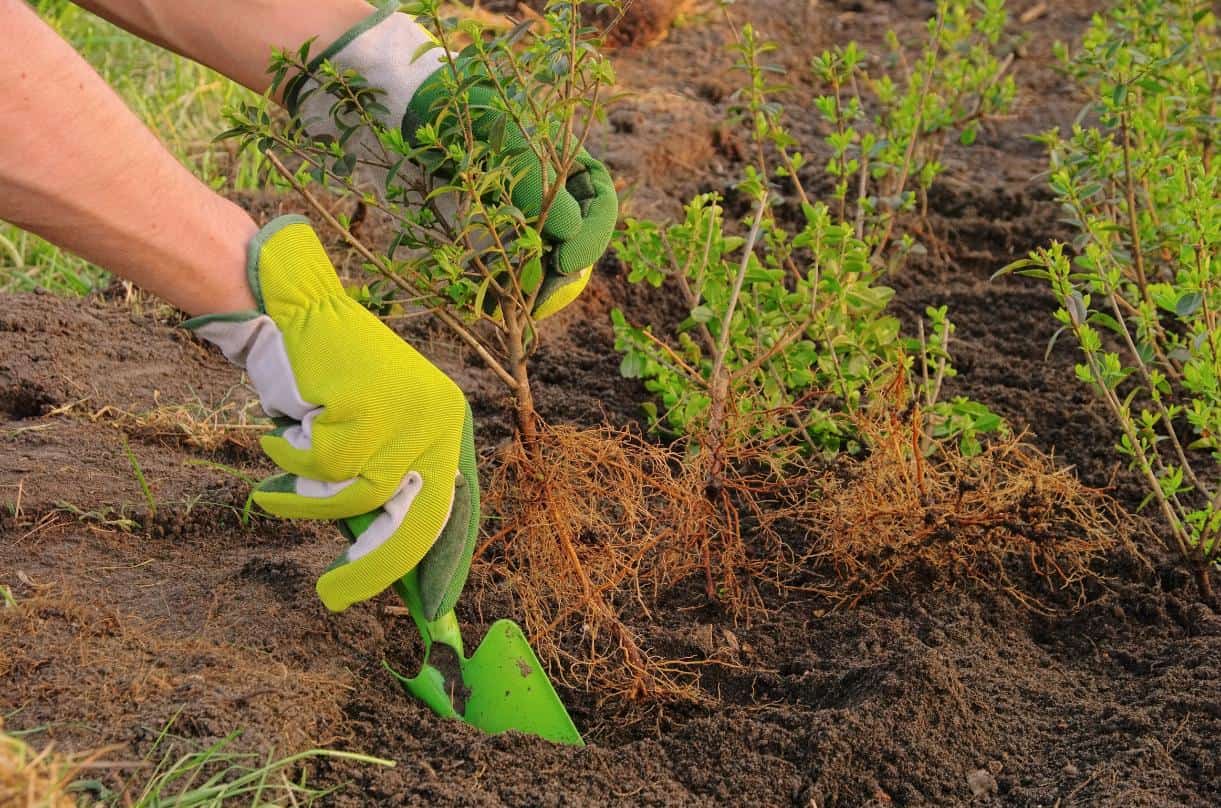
[283,1,617,320]
[185,215,479,616]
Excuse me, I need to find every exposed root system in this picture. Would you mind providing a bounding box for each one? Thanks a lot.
[803,412,1134,612]
[675,430,816,620]
[478,423,704,704]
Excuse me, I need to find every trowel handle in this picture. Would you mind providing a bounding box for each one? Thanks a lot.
[391,570,465,656]
[338,513,465,655]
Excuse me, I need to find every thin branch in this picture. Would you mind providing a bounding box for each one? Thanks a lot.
[1119,111,1150,302]
[870,7,948,264]
[711,193,769,388]
[264,150,517,390]
[638,329,709,387]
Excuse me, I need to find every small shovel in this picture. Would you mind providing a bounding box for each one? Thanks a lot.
[341,514,584,746]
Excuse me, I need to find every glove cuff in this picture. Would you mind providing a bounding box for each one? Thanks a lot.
[182,213,316,326]
[182,217,333,426]
[182,214,334,358]
[285,1,446,137]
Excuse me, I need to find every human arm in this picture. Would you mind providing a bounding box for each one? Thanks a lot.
[1,0,478,613]
[71,0,619,317]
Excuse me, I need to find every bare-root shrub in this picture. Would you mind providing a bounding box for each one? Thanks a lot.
[477,422,706,704]
[804,409,1132,613]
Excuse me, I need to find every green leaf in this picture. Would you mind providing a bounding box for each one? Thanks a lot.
[518,257,543,295]
[992,257,1042,280]
[620,353,645,379]
[1175,291,1203,318]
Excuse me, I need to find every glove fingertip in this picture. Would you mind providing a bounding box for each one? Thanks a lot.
[255,472,298,495]
[249,488,298,518]
[316,571,354,613]
[533,265,593,320]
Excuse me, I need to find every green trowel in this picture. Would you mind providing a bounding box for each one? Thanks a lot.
[341,513,583,746]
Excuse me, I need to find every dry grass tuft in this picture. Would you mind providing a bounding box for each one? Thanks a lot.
[0,722,80,808]
[478,423,704,704]
[46,392,266,454]
[118,398,266,454]
[803,411,1131,612]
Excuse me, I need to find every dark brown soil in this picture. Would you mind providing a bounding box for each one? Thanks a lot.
[3,1,1219,806]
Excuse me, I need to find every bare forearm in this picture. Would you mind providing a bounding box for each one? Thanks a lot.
[0,0,256,315]
[72,0,374,100]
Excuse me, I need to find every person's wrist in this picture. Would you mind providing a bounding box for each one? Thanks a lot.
[204,273,259,316]
[174,199,260,317]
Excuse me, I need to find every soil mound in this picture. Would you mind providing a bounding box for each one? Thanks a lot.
[2,294,1216,807]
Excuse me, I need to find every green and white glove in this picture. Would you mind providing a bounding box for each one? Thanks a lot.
[284,1,618,320]
[185,215,478,617]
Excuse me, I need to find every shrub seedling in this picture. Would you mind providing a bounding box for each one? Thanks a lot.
[806,0,1015,265]
[614,5,1010,461]
[223,2,706,702]
[223,0,617,449]
[1000,0,1219,602]
[611,2,1011,606]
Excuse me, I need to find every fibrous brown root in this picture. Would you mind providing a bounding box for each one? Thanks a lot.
[477,422,704,704]
[677,425,819,622]
[802,412,1133,613]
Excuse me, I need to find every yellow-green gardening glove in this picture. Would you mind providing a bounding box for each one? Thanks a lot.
[184,215,479,616]
[284,1,617,320]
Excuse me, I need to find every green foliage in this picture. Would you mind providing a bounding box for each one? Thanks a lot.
[0,228,110,296]
[222,1,617,400]
[613,3,1008,456]
[344,279,405,318]
[121,435,157,521]
[613,190,900,453]
[1001,1,1219,583]
[808,0,1015,263]
[910,304,1010,456]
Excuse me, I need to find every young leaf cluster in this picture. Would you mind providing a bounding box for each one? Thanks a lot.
[909,304,1009,456]
[809,0,1016,265]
